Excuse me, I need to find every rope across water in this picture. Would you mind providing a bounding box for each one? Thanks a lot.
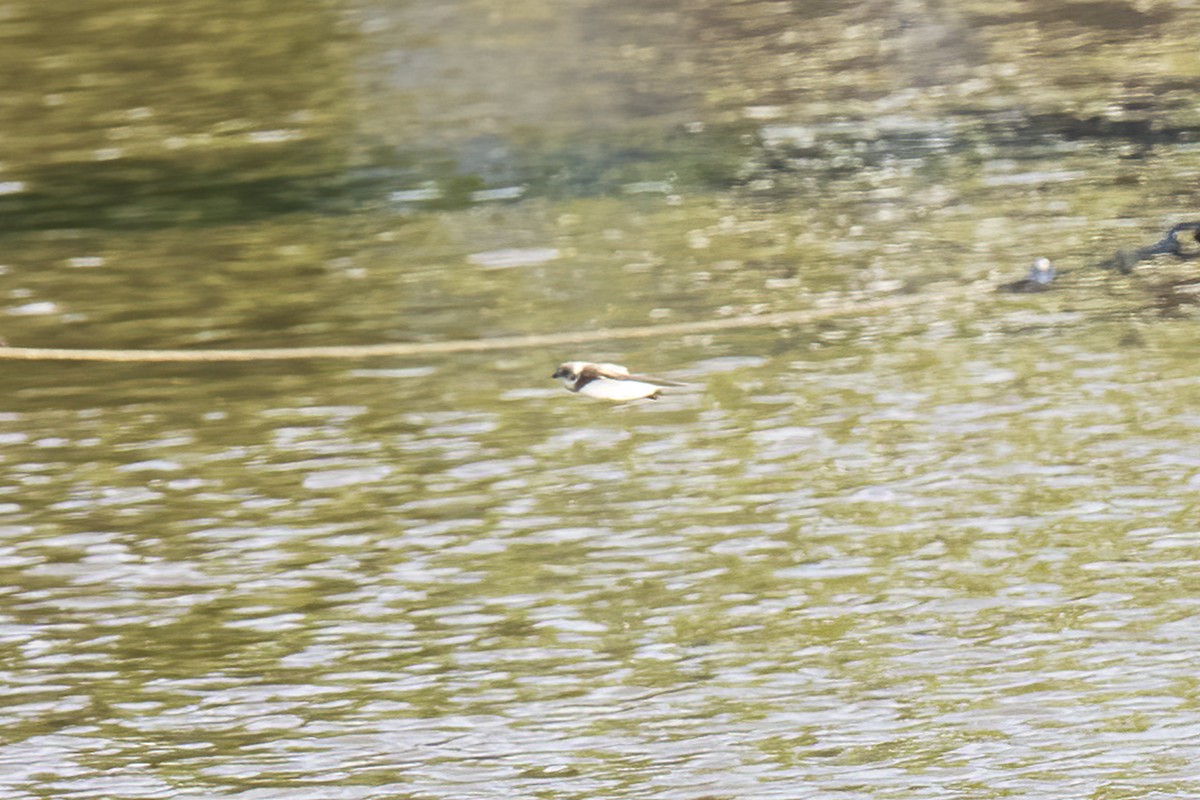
[2,222,1191,364]
[0,287,978,363]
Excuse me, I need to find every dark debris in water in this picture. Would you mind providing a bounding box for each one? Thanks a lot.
[998,221,1200,294]
[1095,221,1200,274]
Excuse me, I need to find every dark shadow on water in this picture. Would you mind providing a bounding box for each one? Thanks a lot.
[0,110,1196,234]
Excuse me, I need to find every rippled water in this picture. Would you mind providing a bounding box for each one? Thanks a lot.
[6,320,1200,798]
[2,0,1200,798]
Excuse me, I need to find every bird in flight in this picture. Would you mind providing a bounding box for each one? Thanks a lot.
[552,361,685,401]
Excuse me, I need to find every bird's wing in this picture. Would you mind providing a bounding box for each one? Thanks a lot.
[624,373,687,387]
[585,363,685,387]
[573,365,607,389]
[592,363,631,378]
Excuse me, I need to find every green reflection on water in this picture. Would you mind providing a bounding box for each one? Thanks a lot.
[0,0,358,229]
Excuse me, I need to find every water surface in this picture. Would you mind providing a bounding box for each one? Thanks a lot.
[1,1,1200,798]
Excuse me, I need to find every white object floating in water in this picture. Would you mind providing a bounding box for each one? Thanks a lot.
[388,187,442,203]
[6,301,59,316]
[467,247,560,269]
[470,185,526,202]
[245,128,301,144]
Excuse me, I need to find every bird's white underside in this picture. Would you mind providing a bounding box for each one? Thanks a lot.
[573,377,662,401]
